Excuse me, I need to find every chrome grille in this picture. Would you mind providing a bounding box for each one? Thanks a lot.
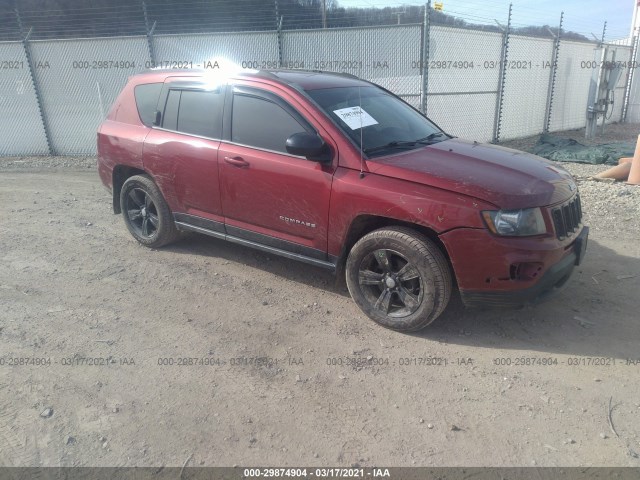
[551,195,582,240]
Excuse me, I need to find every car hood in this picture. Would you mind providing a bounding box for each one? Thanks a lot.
[366,138,577,209]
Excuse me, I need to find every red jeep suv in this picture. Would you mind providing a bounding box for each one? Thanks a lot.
[97,69,588,331]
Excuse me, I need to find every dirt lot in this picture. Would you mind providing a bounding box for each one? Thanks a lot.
[1,130,640,467]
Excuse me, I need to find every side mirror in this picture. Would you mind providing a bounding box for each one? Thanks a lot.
[153,110,162,126]
[286,132,329,162]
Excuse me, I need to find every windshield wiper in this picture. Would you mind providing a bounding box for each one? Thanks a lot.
[363,132,448,155]
[363,140,421,155]
[414,132,447,144]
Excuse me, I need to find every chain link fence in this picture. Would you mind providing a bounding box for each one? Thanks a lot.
[499,35,555,141]
[0,3,637,156]
[154,32,280,70]
[282,24,422,109]
[607,44,635,123]
[29,37,150,155]
[426,26,503,142]
[548,40,599,132]
[0,41,49,155]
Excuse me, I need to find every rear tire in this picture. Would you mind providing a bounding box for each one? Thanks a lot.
[120,175,179,248]
[345,227,452,331]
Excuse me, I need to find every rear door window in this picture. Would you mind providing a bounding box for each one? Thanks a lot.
[161,88,224,139]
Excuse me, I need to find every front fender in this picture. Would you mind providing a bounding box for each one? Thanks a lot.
[327,168,494,257]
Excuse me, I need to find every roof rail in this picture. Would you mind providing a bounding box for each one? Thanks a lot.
[243,70,280,80]
[256,68,362,80]
[308,69,361,79]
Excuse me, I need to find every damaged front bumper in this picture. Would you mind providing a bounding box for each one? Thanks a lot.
[441,225,589,309]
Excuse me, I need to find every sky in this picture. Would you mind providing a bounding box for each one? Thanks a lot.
[337,0,635,40]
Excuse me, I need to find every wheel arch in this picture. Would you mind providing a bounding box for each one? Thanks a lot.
[335,215,456,287]
[112,165,148,214]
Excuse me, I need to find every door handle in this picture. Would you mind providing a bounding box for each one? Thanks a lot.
[224,156,250,168]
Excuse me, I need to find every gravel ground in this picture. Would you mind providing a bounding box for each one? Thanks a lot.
[499,122,640,239]
[0,156,96,171]
[557,163,640,239]
[499,122,640,151]
[1,130,640,468]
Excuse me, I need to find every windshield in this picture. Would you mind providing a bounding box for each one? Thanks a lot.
[306,86,447,157]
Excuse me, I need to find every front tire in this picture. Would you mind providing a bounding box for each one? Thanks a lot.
[345,227,452,331]
[120,175,179,248]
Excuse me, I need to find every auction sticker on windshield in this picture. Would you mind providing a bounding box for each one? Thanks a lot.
[332,106,378,130]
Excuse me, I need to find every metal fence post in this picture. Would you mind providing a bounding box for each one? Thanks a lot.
[420,1,431,115]
[143,1,157,66]
[277,17,284,68]
[586,22,608,139]
[492,3,511,144]
[543,12,563,133]
[274,0,285,68]
[622,31,639,123]
[16,9,54,155]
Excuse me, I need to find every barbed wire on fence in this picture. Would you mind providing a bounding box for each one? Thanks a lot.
[0,0,629,43]
[0,0,636,156]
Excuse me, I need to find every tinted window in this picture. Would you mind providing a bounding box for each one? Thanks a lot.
[178,90,223,138]
[307,86,445,157]
[231,95,306,153]
[134,83,162,126]
[161,88,223,139]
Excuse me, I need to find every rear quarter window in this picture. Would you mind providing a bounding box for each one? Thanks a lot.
[134,83,163,127]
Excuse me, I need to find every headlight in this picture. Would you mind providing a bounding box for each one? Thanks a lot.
[482,208,546,236]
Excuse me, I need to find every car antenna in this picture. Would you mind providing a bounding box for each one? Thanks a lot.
[358,85,365,179]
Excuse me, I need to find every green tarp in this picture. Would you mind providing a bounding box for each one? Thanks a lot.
[530,134,636,165]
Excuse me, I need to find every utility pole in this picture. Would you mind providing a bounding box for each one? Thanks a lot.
[631,0,640,39]
[394,6,405,25]
[321,0,327,29]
